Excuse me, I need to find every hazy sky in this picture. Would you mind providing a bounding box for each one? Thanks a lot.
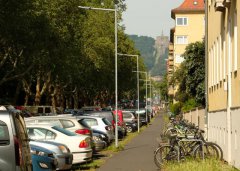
[121,0,184,39]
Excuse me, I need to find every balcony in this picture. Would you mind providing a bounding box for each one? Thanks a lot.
[168,60,174,66]
[168,55,174,61]
[214,0,225,12]
[169,43,174,51]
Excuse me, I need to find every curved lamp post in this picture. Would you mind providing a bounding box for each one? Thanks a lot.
[78,5,119,147]
[118,53,139,132]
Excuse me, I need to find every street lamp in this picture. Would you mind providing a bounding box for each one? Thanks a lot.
[78,5,119,147]
[118,53,139,132]
[133,70,148,127]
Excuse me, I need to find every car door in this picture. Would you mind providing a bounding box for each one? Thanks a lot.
[0,119,12,171]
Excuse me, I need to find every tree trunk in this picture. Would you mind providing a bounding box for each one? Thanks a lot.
[13,81,21,105]
[73,90,79,109]
[35,75,41,106]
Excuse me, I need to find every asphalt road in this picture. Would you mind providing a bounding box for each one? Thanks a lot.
[97,111,165,171]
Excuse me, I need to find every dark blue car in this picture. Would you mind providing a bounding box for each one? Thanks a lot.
[31,144,57,171]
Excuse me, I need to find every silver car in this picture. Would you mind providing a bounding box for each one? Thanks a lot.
[30,140,73,170]
[0,106,32,171]
[77,116,115,143]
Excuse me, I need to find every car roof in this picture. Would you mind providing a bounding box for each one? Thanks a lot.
[24,115,78,121]
[77,115,105,119]
[26,123,55,129]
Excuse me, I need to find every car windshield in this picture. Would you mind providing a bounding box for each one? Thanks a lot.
[52,126,76,136]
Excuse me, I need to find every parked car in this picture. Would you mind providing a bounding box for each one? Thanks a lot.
[125,121,138,133]
[77,115,115,143]
[30,143,57,171]
[92,130,109,146]
[23,106,56,116]
[24,115,100,151]
[91,133,107,152]
[129,109,149,125]
[26,124,93,164]
[30,140,73,170]
[122,111,137,122]
[83,111,114,123]
[122,111,138,133]
[112,110,127,138]
[0,106,32,171]
[25,115,92,136]
[81,106,102,112]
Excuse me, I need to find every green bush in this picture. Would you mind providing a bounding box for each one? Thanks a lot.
[170,102,182,115]
[182,98,197,112]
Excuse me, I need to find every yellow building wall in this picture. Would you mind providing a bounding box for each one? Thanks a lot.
[173,13,205,95]
[208,0,240,111]
[174,13,205,67]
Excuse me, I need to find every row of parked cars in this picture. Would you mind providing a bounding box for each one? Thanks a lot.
[0,105,152,171]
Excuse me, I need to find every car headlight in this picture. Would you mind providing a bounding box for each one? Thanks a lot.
[93,135,101,141]
[31,149,53,157]
[39,162,49,169]
[58,145,69,153]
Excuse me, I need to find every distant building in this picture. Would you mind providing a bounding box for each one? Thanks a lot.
[154,32,169,58]
[167,0,205,101]
[151,32,169,77]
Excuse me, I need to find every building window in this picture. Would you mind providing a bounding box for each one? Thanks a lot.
[175,54,184,64]
[176,17,188,26]
[176,36,188,44]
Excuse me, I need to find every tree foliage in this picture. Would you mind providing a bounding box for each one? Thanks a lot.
[0,0,146,108]
[170,40,205,112]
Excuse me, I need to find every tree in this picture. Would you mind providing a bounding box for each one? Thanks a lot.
[183,41,205,106]
[170,40,205,111]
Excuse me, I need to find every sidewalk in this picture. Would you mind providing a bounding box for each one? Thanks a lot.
[97,111,165,171]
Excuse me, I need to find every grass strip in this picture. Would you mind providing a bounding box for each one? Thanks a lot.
[162,158,239,171]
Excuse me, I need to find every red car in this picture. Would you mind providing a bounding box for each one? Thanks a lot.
[112,110,127,138]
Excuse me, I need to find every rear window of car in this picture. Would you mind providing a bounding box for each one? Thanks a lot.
[52,126,76,136]
[0,120,9,145]
[123,112,133,118]
[60,119,75,128]
[102,118,112,126]
[82,118,98,126]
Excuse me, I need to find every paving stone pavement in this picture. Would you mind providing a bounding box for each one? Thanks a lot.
[97,111,165,171]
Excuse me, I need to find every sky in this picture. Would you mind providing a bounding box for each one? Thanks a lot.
[121,0,184,39]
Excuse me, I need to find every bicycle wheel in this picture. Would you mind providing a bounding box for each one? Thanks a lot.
[194,143,219,160]
[154,145,178,168]
[207,142,223,160]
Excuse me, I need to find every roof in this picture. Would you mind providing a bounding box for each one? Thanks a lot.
[171,0,205,19]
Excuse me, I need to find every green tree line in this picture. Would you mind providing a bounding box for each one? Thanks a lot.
[159,40,205,114]
[0,0,146,109]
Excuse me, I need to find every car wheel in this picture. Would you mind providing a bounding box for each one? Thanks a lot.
[126,126,133,133]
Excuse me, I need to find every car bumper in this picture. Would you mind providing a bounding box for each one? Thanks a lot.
[55,153,73,170]
[106,133,115,142]
[94,141,107,152]
[72,149,93,164]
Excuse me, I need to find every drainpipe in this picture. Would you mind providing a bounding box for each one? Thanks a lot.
[204,0,209,141]
[227,19,232,163]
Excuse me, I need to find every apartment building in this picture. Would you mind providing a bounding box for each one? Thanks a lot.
[207,0,240,168]
[167,0,205,99]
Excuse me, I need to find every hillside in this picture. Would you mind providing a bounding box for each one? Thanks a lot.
[128,34,168,77]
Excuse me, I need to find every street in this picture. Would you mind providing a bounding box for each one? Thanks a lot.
[97,111,164,171]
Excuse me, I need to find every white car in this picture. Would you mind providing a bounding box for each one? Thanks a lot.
[26,124,92,164]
